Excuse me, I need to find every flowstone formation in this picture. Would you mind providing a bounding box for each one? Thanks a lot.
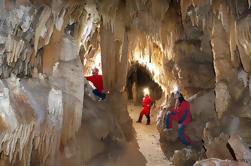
[0,0,134,165]
[0,36,84,166]
[0,0,251,165]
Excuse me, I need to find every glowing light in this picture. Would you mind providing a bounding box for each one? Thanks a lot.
[82,20,93,43]
[91,52,102,74]
[143,87,150,96]
[172,84,179,93]
[133,50,160,78]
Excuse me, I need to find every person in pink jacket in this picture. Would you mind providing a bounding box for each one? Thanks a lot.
[165,92,192,146]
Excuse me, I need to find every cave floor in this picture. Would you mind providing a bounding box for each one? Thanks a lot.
[86,101,172,166]
[128,102,172,166]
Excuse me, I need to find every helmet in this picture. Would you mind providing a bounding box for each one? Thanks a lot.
[174,91,180,99]
[174,91,185,102]
[92,67,99,75]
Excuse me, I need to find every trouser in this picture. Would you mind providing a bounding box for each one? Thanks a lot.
[138,111,150,124]
[177,124,191,146]
[165,112,191,146]
[93,89,106,100]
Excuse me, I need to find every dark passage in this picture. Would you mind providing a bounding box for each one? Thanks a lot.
[126,63,163,105]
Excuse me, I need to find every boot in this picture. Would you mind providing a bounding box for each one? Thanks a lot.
[137,114,143,123]
[146,115,150,125]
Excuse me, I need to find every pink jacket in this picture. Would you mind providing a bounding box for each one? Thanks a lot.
[174,100,191,126]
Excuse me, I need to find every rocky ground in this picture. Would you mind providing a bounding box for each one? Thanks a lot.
[128,102,172,166]
[85,101,171,166]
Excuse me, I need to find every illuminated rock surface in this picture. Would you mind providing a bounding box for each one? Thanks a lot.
[0,0,251,165]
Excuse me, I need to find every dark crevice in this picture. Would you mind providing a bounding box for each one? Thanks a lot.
[226,143,237,161]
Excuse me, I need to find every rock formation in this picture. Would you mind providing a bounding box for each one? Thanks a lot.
[0,0,251,166]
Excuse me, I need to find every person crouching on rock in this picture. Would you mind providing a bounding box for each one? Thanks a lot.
[164,91,192,146]
[136,93,153,125]
[85,67,106,101]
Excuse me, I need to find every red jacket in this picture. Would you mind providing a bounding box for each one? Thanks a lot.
[141,96,152,114]
[86,75,104,93]
[173,100,191,126]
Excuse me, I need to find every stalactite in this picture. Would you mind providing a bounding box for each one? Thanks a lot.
[5,35,25,65]
[55,8,66,31]
[0,74,83,166]
[237,13,251,72]
[196,15,199,27]
[34,6,52,55]
[202,18,206,31]
[43,17,54,46]
[218,4,223,25]
[229,19,239,68]
[1,0,251,165]
[0,80,35,165]
[180,0,192,24]
[150,0,170,21]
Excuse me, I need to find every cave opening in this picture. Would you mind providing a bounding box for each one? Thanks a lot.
[126,63,163,105]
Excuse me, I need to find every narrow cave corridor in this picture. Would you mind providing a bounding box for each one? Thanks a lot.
[126,63,168,165]
[0,0,251,166]
[126,63,163,105]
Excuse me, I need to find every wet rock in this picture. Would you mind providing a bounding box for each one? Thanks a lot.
[194,158,249,166]
[188,91,217,141]
[173,40,215,94]
[161,128,177,142]
[189,91,216,121]
[172,148,199,166]
[202,121,221,144]
[82,92,125,163]
[236,95,251,119]
[204,133,233,160]
[228,135,251,165]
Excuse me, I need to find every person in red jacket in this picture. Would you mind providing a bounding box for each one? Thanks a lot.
[85,67,106,100]
[164,91,191,146]
[137,94,153,125]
